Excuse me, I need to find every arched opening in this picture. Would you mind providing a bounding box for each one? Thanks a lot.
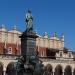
[64,65,72,75]
[43,64,53,75]
[6,62,16,75]
[73,68,75,75]
[54,65,62,75]
[0,62,3,75]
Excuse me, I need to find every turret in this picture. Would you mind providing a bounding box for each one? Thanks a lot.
[1,24,5,28]
[0,24,7,32]
[44,32,48,38]
[13,25,17,30]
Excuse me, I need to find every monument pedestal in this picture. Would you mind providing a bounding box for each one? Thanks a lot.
[21,30,38,58]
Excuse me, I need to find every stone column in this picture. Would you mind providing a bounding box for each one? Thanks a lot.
[72,70,74,75]
[3,67,6,75]
[62,69,64,75]
[53,69,55,75]
[72,72,73,75]
[52,72,54,75]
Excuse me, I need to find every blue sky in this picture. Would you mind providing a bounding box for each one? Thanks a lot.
[0,0,75,50]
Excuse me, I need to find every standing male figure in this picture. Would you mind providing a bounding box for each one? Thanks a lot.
[26,10,33,31]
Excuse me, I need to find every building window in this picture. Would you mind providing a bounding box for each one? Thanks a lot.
[60,52,63,57]
[41,51,44,57]
[68,52,71,57]
[7,47,12,54]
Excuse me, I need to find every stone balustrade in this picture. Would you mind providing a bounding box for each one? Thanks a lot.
[39,57,75,64]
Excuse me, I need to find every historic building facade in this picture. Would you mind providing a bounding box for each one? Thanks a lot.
[0,24,75,75]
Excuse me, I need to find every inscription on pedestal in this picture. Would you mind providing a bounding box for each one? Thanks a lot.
[27,38,36,56]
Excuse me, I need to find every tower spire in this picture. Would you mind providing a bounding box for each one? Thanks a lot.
[61,33,64,41]
[13,25,17,30]
[53,32,57,37]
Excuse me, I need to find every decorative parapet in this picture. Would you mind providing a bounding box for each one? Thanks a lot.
[36,32,65,49]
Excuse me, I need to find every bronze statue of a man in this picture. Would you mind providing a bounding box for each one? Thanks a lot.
[26,10,33,31]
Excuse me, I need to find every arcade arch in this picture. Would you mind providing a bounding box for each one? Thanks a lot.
[6,62,16,75]
[0,62,3,75]
[44,64,53,75]
[54,65,62,75]
[64,65,72,75]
